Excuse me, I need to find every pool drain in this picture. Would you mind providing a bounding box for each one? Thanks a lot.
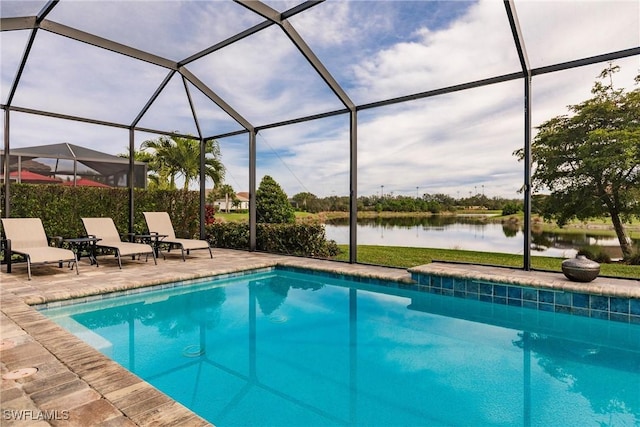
[182,345,205,358]
[3,367,38,380]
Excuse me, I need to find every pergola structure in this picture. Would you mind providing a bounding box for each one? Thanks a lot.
[1,0,639,269]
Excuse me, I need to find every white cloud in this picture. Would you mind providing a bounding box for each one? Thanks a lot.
[350,0,520,104]
[290,1,374,47]
[514,0,640,68]
[13,31,168,124]
[254,0,639,198]
[45,0,264,61]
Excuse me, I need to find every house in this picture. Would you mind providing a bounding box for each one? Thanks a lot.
[211,192,249,212]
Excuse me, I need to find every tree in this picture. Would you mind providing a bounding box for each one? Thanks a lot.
[256,175,295,224]
[501,201,521,216]
[215,184,237,213]
[141,135,225,190]
[515,64,640,258]
[292,192,318,212]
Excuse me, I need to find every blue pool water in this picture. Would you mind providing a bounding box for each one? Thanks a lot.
[41,268,640,426]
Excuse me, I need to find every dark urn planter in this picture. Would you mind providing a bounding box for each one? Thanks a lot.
[562,255,600,282]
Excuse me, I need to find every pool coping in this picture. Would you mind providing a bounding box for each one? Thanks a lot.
[1,249,638,426]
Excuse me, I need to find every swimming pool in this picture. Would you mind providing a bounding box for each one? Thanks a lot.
[40,267,640,426]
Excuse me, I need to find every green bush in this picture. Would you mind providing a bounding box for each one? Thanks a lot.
[206,221,339,258]
[256,175,295,224]
[501,202,521,216]
[258,223,339,257]
[206,222,250,249]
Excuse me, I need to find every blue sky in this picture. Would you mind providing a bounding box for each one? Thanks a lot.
[1,0,639,198]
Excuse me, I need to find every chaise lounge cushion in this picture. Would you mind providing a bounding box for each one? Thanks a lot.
[81,217,155,258]
[1,218,78,279]
[143,212,212,259]
[2,218,76,262]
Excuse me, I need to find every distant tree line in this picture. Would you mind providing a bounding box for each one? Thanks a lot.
[291,191,525,215]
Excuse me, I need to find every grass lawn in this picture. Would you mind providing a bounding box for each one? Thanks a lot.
[216,212,250,222]
[331,245,639,279]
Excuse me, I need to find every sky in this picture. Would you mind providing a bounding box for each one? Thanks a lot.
[1,0,639,199]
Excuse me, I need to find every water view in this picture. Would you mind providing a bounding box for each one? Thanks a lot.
[324,216,637,259]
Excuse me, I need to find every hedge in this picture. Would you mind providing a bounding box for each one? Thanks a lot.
[1,184,201,238]
[1,184,339,259]
[206,222,339,258]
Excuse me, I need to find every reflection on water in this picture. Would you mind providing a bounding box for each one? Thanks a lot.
[512,331,640,422]
[67,286,226,338]
[251,274,323,316]
[324,217,638,258]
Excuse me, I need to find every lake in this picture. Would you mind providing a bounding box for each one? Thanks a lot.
[324,216,636,259]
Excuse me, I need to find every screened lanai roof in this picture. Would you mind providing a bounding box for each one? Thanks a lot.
[1,0,639,262]
[4,142,142,170]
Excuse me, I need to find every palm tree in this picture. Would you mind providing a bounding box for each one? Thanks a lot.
[139,135,178,189]
[141,135,225,190]
[218,184,236,213]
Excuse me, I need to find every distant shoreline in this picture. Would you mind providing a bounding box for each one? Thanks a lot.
[216,210,640,237]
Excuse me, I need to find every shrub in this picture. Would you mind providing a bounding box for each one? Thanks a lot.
[204,205,216,225]
[257,223,339,257]
[206,221,339,258]
[206,222,250,249]
[256,175,295,224]
[501,202,521,216]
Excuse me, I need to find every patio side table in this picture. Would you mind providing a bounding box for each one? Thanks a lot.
[134,233,167,258]
[63,237,102,267]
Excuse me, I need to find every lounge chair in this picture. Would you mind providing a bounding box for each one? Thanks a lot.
[1,218,78,280]
[81,217,156,269]
[143,212,212,261]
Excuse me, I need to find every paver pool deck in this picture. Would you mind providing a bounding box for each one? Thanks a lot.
[1,248,638,426]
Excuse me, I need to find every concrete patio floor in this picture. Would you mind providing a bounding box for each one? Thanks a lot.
[1,248,638,426]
